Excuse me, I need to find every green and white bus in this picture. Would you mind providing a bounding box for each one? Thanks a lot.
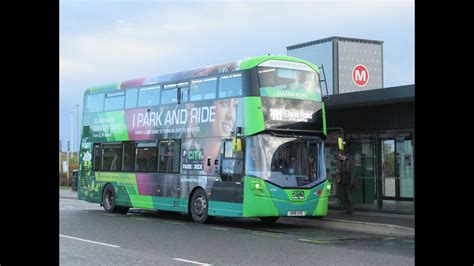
[78,55,330,223]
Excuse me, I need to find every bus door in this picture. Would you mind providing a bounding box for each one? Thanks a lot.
[218,139,244,182]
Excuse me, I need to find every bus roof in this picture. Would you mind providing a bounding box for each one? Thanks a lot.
[86,55,319,94]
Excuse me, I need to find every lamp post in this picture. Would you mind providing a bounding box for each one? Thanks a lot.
[76,104,80,157]
[59,140,62,174]
[67,140,70,186]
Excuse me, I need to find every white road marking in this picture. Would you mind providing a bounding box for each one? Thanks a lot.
[298,238,329,244]
[173,258,212,265]
[207,226,229,231]
[252,232,280,238]
[133,217,150,221]
[60,234,120,248]
[164,221,185,225]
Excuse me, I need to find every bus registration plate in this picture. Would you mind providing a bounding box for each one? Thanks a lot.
[287,211,306,216]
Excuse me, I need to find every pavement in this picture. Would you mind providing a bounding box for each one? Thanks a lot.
[60,188,414,238]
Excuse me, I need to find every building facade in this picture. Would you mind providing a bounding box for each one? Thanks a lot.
[287,37,413,213]
[324,85,414,213]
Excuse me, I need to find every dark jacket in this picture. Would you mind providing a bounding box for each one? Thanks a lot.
[337,154,356,186]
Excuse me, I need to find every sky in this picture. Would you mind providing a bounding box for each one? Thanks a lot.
[60,0,414,152]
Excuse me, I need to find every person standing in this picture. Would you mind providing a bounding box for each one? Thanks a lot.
[336,149,356,214]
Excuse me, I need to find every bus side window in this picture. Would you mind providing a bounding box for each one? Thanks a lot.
[135,142,158,172]
[158,139,181,173]
[125,88,138,109]
[122,141,135,172]
[219,73,242,98]
[138,85,161,107]
[101,143,123,171]
[93,143,101,171]
[190,77,217,101]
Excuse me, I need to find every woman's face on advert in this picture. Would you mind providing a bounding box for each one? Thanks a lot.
[213,99,237,136]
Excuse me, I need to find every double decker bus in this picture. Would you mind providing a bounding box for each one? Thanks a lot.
[78,55,330,223]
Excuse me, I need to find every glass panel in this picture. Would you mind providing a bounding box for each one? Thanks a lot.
[122,142,135,171]
[398,139,414,198]
[93,144,101,171]
[190,77,217,101]
[138,86,160,107]
[125,88,138,109]
[104,92,125,111]
[246,134,325,188]
[161,88,177,104]
[86,93,105,113]
[136,142,158,172]
[381,139,396,197]
[180,86,189,102]
[158,140,180,173]
[224,140,236,158]
[101,143,123,171]
[257,67,319,91]
[219,73,242,98]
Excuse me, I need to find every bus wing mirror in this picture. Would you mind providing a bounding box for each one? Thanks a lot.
[338,137,345,151]
[233,138,242,152]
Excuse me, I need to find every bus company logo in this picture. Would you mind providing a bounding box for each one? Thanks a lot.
[186,150,203,161]
[291,190,305,200]
[352,64,369,87]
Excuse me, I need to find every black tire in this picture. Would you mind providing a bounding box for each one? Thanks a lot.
[190,188,209,223]
[259,217,279,223]
[102,184,129,214]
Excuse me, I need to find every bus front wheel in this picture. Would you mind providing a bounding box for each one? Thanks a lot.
[102,184,129,214]
[190,189,209,223]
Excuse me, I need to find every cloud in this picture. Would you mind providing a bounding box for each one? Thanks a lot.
[60,57,97,77]
[161,24,195,32]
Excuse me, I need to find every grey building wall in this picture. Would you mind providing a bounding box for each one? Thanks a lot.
[287,36,383,95]
[337,40,383,93]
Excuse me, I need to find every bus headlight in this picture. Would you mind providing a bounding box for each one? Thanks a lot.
[327,184,331,190]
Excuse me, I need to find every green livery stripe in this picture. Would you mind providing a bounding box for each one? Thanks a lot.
[322,101,327,136]
[95,172,136,185]
[243,97,265,136]
[209,201,243,217]
[239,55,320,73]
[313,196,328,216]
[151,197,187,212]
[243,176,279,217]
[243,176,330,217]
[313,180,330,216]
[128,193,154,209]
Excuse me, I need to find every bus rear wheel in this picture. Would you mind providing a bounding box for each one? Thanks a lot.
[102,184,129,214]
[190,189,209,223]
[259,217,279,223]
